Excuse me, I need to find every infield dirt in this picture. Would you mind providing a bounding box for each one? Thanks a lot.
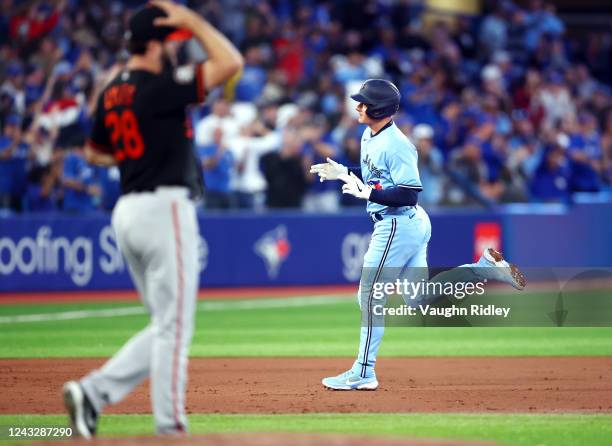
[2,357,611,414]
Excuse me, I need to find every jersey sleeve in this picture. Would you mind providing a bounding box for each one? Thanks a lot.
[387,139,423,191]
[369,186,419,207]
[87,96,113,153]
[152,63,207,114]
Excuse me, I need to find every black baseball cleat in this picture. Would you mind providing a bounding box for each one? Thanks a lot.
[63,381,98,439]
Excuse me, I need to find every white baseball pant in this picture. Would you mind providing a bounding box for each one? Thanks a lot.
[81,186,199,434]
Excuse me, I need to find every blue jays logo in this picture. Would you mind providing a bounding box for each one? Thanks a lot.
[363,154,383,178]
[254,225,291,279]
[367,179,383,190]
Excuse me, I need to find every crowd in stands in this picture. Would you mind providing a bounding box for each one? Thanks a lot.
[1,0,612,213]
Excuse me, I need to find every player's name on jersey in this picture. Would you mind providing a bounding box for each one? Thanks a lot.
[373,304,511,318]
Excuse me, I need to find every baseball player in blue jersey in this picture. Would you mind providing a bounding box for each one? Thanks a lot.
[310,79,525,390]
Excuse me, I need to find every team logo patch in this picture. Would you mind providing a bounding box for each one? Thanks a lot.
[254,225,291,279]
[174,65,195,84]
[367,179,383,190]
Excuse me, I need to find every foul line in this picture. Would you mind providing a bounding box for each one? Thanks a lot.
[0,295,351,325]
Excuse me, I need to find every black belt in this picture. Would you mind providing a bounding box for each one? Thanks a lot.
[370,212,384,223]
[369,206,417,223]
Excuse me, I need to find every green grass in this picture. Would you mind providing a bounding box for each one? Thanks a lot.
[1,293,611,446]
[1,413,611,446]
[1,297,612,358]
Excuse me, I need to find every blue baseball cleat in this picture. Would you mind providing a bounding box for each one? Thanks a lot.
[477,248,526,290]
[322,370,379,390]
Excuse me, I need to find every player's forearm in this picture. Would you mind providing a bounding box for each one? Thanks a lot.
[187,15,243,89]
[369,186,419,207]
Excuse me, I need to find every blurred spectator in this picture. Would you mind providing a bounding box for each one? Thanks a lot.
[23,119,59,211]
[397,19,430,53]
[38,76,88,149]
[524,1,565,52]
[273,20,305,87]
[453,15,477,60]
[0,0,610,212]
[507,109,541,180]
[481,64,511,111]
[512,68,541,114]
[479,2,511,57]
[97,166,120,212]
[491,50,519,91]
[571,64,598,103]
[1,61,26,117]
[261,129,307,208]
[198,127,234,210]
[9,0,62,50]
[234,46,267,102]
[301,116,340,212]
[436,100,462,156]
[487,132,528,202]
[530,134,571,202]
[61,147,99,212]
[534,71,575,131]
[446,137,490,205]
[602,110,612,185]
[331,51,370,84]
[0,114,24,210]
[566,112,603,192]
[412,124,444,206]
[194,98,240,148]
[231,104,284,209]
[506,7,529,65]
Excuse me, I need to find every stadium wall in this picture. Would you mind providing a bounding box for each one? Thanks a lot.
[0,203,610,292]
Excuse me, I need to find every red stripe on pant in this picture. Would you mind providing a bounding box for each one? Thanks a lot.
[171,201,185,431]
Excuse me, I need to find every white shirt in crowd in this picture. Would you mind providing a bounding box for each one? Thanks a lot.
[230,131,282,194]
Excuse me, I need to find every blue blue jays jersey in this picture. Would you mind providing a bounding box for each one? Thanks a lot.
[360,121,422,214]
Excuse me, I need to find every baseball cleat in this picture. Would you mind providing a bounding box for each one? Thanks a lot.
[478,248,526,290]
[322,370,379,390]
[63,381,98,439]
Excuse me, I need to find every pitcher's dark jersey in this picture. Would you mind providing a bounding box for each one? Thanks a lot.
[88,63,206,198]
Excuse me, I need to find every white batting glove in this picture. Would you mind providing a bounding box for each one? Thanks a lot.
[339,172,372,200]
[309,157,348,182]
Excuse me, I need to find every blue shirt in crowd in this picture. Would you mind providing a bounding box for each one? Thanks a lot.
[198,145,233,194]
[567,133,602,192]
[62,151,98,212]
[97,166,121,211]
[0,135,14,194]
[529,147,571,202]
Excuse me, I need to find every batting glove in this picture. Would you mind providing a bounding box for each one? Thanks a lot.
[339,172,372,200]
[309,157,348,182]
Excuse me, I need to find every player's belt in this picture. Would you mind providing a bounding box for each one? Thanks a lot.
[369,206,417,223]
[370,212,385,223]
